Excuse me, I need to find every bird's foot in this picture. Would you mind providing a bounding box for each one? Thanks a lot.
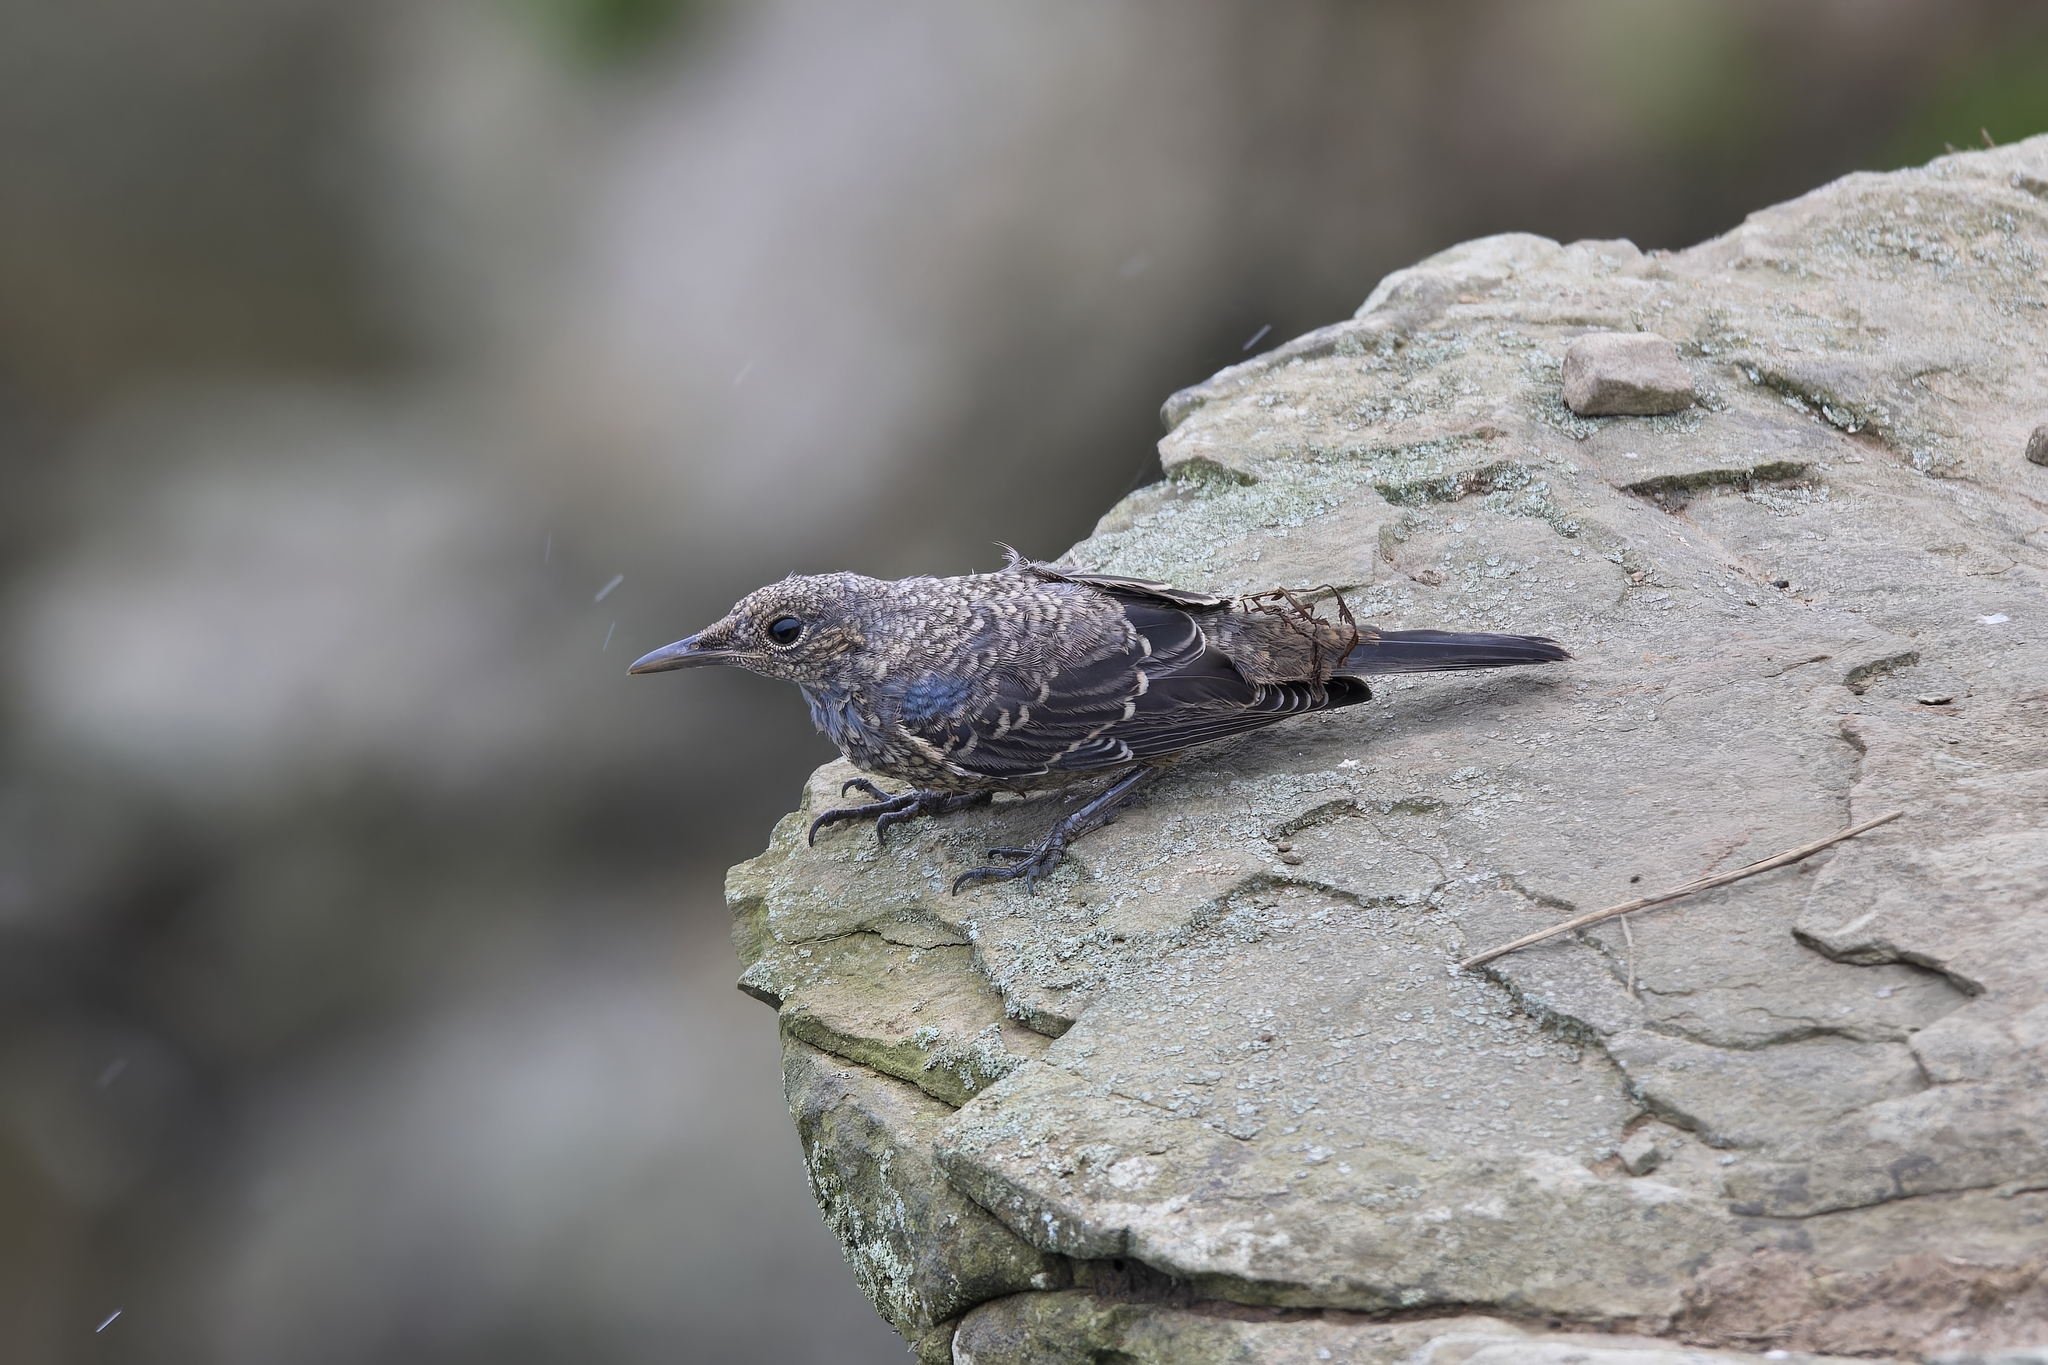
[808,779,991,848]
[951,767,1153,897]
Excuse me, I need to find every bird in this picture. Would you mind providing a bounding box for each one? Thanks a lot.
[630,554,1570,894]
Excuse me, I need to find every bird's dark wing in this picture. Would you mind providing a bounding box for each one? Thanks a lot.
[1062,603,1369,768]
[886,615,1152,781]
[895,599,1360,782]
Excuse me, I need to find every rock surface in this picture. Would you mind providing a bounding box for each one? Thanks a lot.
[731,139,2048,1360]
[1562,331,1698,416]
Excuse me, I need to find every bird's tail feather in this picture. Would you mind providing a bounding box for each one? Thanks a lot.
[1339,629,1571,675]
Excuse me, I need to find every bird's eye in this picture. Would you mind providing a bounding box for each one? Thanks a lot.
[767,616,804,646]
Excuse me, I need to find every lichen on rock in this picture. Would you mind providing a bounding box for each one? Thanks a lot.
[735,137,2048,1361]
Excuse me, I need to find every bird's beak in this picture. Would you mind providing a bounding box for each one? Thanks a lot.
[628,632,735,673]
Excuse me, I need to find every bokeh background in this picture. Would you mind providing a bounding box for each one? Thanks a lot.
[3,1,2046,1360]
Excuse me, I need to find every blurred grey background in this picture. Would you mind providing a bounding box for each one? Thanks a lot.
[2,1,2045,1360]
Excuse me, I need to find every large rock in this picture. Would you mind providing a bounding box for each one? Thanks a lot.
[732,139,2048,1359]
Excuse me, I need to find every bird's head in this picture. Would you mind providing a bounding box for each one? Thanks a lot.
[628,573,870,687]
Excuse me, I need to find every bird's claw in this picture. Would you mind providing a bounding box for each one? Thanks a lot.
[808,786,990,848]
[949,766,1153,897]
[875,806,923,839]
[952,840,1066,896]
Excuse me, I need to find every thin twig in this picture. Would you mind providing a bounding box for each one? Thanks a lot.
[1458,809,1904,971]
[1238,583,1362,695]
[1620,914,1637,998]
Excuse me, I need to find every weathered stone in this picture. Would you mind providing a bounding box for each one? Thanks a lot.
[1562,332,1697,416]
[780,1038,1064,1344]
[1674,1246,2048,1356]
[952,1299,1875,1365]
[736,137,2048,1357]
[1935,1351,2048,1365]
[765,932,1049,1105]
[2027,423,2048,466]
[741,840,1052,1105]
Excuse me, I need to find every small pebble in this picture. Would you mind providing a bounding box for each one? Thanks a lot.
[1561,332,1696,416]
[1275,840,1293,852]
[1280,851,1304,865]
[1618,1131,1666,1176]
[1917,694,1954,706]
[2028,423,2048,467]
[1772,579,1791,589]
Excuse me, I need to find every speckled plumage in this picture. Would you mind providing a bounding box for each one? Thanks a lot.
[631,558,1568,890]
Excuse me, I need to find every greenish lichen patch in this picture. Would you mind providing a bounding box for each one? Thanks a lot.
[1168,456,1259,488]
[1632,459,1810,493]
[1079,438,1600,594]
[1358,450,1588,538]
[1740,361,1894,437]
[1369,455,1531,507]
[1074,461,1384,591]
[1622,460,1811,506]
[1842,648,1920,692]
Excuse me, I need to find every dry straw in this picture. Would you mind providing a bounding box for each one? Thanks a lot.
[1459,809,1905,971]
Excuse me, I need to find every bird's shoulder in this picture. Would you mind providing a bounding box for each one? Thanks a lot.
[1021,562,1231,610]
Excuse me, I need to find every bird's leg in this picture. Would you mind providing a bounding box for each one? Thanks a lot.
[808,778,992,848]
[952,767,1154,897]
